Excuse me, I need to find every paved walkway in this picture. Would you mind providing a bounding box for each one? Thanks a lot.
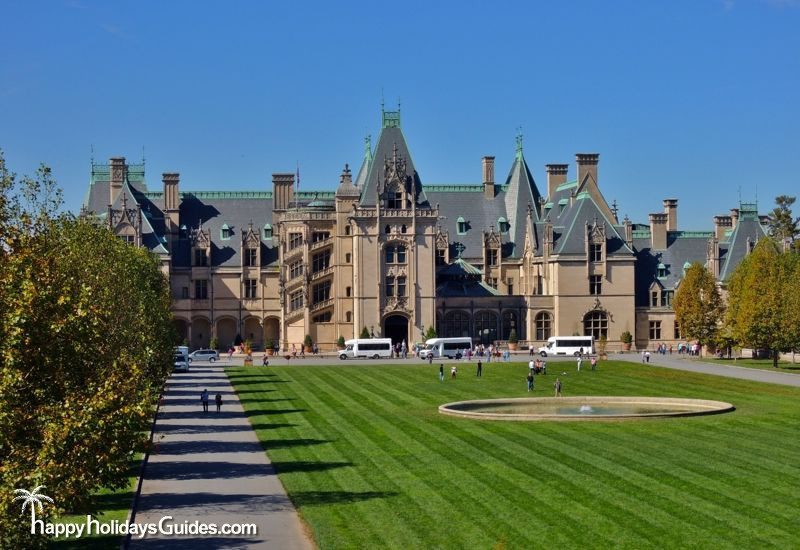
[128,364,313,549]
[614,353,800,387]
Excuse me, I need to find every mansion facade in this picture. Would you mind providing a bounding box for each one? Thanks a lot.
[82,110,768,351]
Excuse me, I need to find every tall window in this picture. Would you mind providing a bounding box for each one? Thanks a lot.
[345,253,351,263]
[649,320,662,339]
[474,311,499,345]
[195,279,208,299]
[244,248,257,267]
[387,191,403,209]
[345,226,351,235]
[444,310,470,338]
[221,225,232,240]
[536,275,543,295]
[194,249,208,267]
[436,248,446,265]
[590,275,602,295]
[502,311,518,340]
[535,312,552,340]
[385,276,395,296]
[486,277,498,289]
[345,286,351,297]
[457,216,467,235]
[385,244,407,264]
[244,279,257,298]
[289,290,303,311]
[651,291,659,307]
[583,311,608,340]
[288,232,303,250]
[487,249,499,266]
[312,250,331,272]
[590,243,602,262]
[396,276,407,297]
[661,290,673,308]
[674,320,682,339]
[507,278,514,295]
[181,286,189,299]
[312,231,330,242]
[345,311,352,322]
[312,280,331,304]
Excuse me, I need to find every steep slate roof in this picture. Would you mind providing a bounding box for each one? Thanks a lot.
[359,119,429,208]
[435,258,501,297]
[719,204,769,280]
[111,181,169,256]
[632,233,709,307]
[551,194,632,256]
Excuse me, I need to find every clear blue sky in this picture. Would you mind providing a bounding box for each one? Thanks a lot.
[2,0,798,227]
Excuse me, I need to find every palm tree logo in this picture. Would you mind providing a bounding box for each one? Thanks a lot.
[13,486,54,526]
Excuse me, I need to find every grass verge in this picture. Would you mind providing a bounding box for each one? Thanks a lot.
[229,360,800,549]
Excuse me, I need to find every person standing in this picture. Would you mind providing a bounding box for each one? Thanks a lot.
[645,350,651,363]
[228,347,234,361]
[590,356,597,371]
[641,350,646,364]
[215,393,222,413]
[529,358,535,372]
[262,354,269,367]
[428,354,433,366]
[541,359,547,375]
[554,378,562,397]
[476,360,483,377]
[451,365,458,379]
[577,355,582,372]
[527,371,534,392]
[439,364,444,382]
[201,389,209,413]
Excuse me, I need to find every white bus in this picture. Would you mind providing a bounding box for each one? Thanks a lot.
[538,336,594,357]
[419,337,473,360]
[339,338,394,360]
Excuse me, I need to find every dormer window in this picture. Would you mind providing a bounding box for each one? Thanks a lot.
[220,224,232,240]
[244,248,258,267]
[498,217,510,234]
[262,224,273,240]
[387,191,403,209]
[590,243,602,262]
[487,249,499,266]
[657,263,667,278]
[457,216,467,235]
[194,248,208,267]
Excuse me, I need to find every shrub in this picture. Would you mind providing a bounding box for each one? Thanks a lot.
[210,336,219,350]
[508,329,519,344]
[337,335,346,348]
[360,326,371,339]
[620,331,633,345]
[304,334,314,348]
[424,326,438,340]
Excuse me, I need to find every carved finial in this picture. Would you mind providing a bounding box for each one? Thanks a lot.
[611,199,619,220]
[515,127,523,159]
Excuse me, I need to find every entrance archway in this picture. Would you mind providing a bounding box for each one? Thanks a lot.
[244,317,263,350]
[383,314,409,347]
[216,317,237,350]
[191,317,210,349]
[173,318,189,345]
[264,317,280,350]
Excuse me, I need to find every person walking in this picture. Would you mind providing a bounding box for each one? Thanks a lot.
[215,393,222,413]
[641,350,646,364]
[645,350,651,363]
[439,364,444,382]
[428,354,433,366]
[527,371,534,392]
[228,347,234,361]
[262,354,269,367]
[451,365,458,379]
[476,360,483,377]
[529,359,535,372]
[590,356,597,371]
[541,359,547,375]
[577,355,582,372]
[554,378,562,397]
[201,389,209,413]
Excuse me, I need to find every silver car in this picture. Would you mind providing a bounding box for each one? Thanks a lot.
[173,353,189,372]
[188,349,220,362]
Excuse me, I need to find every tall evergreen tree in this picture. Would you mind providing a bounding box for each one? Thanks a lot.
[768,195,799,249]
[725,239,800,367]
[673,262,724,354]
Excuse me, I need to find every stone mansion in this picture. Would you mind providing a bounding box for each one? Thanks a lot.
[81,110,768,351]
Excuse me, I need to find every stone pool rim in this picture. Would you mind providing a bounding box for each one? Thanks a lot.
[438,396,735,421]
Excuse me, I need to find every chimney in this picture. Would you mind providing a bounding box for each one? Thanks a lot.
[575,153,599,188]
[730,208,739,230]
[545,164,568,199]
[663,199,678,231]
[272,173,295,211]
[649,212,668,250]
[163,173,180,238]
[623,216,633,249]
[713,215,732,241]
[109,157,127,205]
[482,156,495,199]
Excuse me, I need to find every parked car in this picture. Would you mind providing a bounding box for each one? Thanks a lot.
[189,349,220,362]
[173,352,189,372]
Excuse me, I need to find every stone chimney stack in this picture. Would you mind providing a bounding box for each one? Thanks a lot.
[575,153,599,188]
[109,157,127,205]
[730,208,739,230]
[649,212,668,250]
[482,156,495,199]
[713,215,732,241]
[663,199,678,231]
[545,164,568,199]
[272,173,295,211]
[163,173,180,240]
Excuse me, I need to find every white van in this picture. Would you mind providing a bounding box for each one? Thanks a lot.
[419,337,473,360]
[538,336,594,357]
[339,338,394,360]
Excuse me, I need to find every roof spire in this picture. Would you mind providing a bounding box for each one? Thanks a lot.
[515,127,524,160]
[364,134,372,162]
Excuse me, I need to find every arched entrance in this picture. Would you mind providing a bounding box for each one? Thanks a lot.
[474,310,499,345]
[263,317,280,350]
[191,317,211,349]
[244,317,263,350]
[383,314,409,347]
[173,318,189,345]
[216,317,238,350]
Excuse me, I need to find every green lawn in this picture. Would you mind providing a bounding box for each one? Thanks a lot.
[709,357,800,371]
[228,361,800,549]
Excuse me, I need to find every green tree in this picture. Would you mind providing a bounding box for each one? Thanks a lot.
[726,239,800,367]
[360,326,370,339]
[424,326,438,340]
[767,195,799,248]
[673,262,724,355]
[0,152,174,547]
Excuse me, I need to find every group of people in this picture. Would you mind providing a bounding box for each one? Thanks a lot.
[200,389,223,413]
[392,341,409,359]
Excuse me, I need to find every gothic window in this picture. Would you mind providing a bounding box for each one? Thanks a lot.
[651,291,659,307]
[194,279,208,299]
[488,249,499,266]
[436,249,446,266]
[590,243,602,262]
[649,321,662,340]
[288,232,303,250]
[312,311,332,323]
[397,276,407,297]
[387,191,403,209]
[312,231,330,243]
[385,244,407,264]
[535,312,552,340]
[289,261,304,279]
[502,311,518,340]
[590,275,602,295]
[385,276,395,297]
[194,249,208,267]
[312,280,332,304]
[474,311,499,345]
[312,250,331,272]
[244,248,258,267]
[443,310,470,338]
[401,224,407,234]
[661,290,673,308]
[345,225,351,235]
[244,279,257,298]
[583,311,608,340]
[289,290,303,311]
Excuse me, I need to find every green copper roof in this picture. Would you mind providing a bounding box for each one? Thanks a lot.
[556,180,578,191]
[544,202,553,209]
[632,229,651,238]
[179,191,273,199]
[558,198,569,205]
[576,191,591,200]
[423,184,483,192]
[296,191,335,199]
[671,231,714,238]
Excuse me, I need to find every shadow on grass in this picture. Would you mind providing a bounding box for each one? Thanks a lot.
[290,490,399,507]
[242,408,307,418]
[260,438,331,451]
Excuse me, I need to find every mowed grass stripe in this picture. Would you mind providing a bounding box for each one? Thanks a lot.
[337,368,616,548]
[295,369,507,549]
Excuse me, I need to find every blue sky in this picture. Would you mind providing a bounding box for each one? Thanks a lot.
[2,0,798,227]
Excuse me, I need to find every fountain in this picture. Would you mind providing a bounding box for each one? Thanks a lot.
[439,396,734,421]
